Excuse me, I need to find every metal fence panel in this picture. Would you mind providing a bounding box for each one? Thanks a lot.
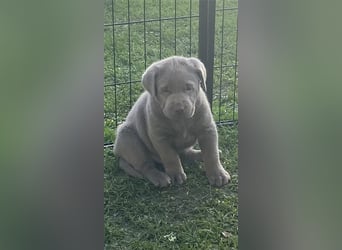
[104,0,238,145]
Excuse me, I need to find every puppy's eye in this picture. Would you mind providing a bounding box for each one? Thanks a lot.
[161,87,170,94]
[185,84,194,91]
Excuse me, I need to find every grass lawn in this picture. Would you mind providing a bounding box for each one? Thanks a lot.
[104,125,238,249]
[104,0,238,249]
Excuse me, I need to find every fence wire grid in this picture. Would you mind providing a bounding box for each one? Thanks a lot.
[104,0,238,146]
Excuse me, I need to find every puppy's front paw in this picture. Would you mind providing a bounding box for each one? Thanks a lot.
[166,169,187,185]
[206,165,231,187]
[145,168,171,187]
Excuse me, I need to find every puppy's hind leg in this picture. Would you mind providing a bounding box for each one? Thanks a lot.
[118,158,143,179]
[181,147,223,162]
[181,147,203,162]
[114,125,171,187]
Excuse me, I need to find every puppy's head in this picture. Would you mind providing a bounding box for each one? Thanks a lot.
[142,56,207,120]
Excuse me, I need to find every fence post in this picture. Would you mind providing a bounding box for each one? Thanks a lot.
[198,0,216,109]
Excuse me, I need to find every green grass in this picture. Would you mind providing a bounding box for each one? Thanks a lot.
[104,0,238,249]
[104,125,238,249]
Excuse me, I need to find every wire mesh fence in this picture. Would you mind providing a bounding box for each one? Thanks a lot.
[104,0,238,145]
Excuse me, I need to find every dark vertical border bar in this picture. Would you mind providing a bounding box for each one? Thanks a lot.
[198,0,216,109]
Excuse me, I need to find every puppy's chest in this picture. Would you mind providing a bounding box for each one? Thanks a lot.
[169,123,197,149]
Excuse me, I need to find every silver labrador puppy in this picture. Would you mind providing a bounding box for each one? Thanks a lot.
[114,56,230,187]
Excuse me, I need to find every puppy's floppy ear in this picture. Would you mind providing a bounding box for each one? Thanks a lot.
[142,63,158,96]
[187,57,207,91]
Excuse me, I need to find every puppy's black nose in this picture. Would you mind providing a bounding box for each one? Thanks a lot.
[174,105,185,114]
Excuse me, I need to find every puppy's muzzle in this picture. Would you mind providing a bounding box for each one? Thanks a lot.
[163,95,194,120]
[174,103,186,114]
